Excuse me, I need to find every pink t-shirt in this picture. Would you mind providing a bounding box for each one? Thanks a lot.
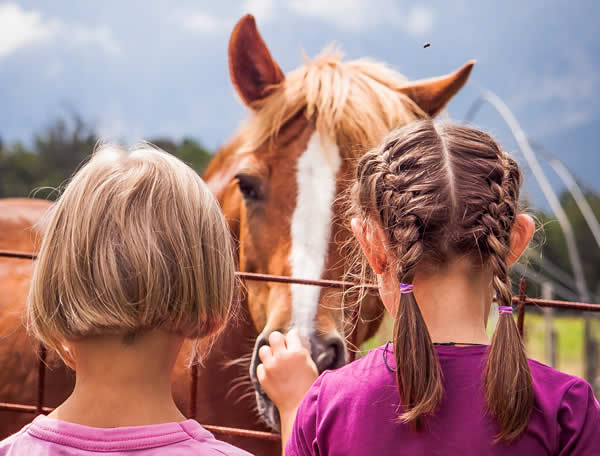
[0,415,254,455]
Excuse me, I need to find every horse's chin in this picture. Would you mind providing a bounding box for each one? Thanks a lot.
[255,390,281,432]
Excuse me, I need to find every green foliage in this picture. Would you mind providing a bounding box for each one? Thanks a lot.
[150,137,213,175]
[0,117,214,200]
[533,192,600,300]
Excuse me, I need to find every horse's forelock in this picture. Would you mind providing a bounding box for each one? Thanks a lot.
[238,49,427,159]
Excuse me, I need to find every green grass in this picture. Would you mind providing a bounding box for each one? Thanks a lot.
[522,313,600,377]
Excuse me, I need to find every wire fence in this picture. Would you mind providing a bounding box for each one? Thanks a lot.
[1,248,599,443]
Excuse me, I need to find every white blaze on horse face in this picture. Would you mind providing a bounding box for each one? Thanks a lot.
[290,131,341,337]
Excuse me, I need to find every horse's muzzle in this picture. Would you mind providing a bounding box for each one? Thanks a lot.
[249,329,347,431]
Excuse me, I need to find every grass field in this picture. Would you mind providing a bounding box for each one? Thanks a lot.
[359,311,600,381]
[521,312,600,378]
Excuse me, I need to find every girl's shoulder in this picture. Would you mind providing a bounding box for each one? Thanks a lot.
[527,357,597,404]
[0,416,254,456]
[527,357,599,418]
[0,423,33,455]
[527,359,600,453]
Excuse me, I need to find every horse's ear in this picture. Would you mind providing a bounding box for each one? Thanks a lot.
[228,14,284,107]
[398,60,475,117]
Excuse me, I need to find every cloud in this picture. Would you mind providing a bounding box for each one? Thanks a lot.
[287,0,375,28]
[97,101,145,143]
[175,1,436,36]
[244,0,276,23]
[176,12,225,34]
[0,2,120,58]
[405,6,436,37]
[509,50,599,134]
[0,3,59,57]
[173,1,276,35]
[69,25,121,56]
[286,0,435,34]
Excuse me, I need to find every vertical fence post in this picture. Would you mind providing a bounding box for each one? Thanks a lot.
[517,278,527,337]
[189,363,198,419]
[542,282,557,367]
[36,345,47,415]
[585,320,598,391]
[348,303,360,362]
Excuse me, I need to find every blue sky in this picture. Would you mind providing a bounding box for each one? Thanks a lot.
[1,1,599,210]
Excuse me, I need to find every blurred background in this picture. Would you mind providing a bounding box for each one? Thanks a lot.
[1,1,599,387]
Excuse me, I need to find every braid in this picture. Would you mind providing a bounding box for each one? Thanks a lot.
[483,153,533,442]
[369,132,444,429]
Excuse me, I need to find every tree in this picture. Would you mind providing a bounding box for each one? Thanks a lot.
[0,117,215,200]
[535,192,600,300]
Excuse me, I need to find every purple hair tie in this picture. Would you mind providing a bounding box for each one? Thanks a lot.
[498,306,513,315]
[399,283,414,294]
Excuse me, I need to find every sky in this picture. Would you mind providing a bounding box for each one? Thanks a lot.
[1,0,599,211]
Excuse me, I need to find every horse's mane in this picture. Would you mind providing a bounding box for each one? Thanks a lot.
[240,48,427,158]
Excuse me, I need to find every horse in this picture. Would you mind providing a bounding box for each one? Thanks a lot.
[0,198,76,431]
[0,15,473,455]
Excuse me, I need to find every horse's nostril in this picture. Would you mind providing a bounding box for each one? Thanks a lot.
[312,336,347,372]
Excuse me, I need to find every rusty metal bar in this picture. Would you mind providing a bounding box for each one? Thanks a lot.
[516,297,600,312]
[347,303,361,362]
[236,271,373,290]
[36,345,47,415]
[0,403,52,414]
[517,278,527,336]
[189,363,198,419]
[203,424,280,442]
[0,250,37,260]
[0,401,280,441]
[5,249,600,310]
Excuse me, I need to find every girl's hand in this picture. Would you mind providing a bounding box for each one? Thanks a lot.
[257,329,319,414]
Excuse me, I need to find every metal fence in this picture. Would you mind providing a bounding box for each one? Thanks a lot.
[1,248,599,444]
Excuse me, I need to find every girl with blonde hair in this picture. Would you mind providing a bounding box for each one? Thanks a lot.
[258,121,599,455]
[0,144,252,455]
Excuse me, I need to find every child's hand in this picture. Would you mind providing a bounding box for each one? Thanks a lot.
[257,328,319,414]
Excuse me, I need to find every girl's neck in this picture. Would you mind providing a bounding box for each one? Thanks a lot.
[49,330,187,428]
[412,259,492,345]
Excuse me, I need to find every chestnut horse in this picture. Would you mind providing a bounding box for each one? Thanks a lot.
[0,15,473,455]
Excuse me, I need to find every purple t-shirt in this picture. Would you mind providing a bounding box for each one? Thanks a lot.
[0,415,253,455]
[287,344,600,455]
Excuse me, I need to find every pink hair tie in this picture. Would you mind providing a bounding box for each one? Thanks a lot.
[400,283,413,294]
[498,306,513,315]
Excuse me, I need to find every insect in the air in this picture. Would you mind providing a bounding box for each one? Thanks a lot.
[424,42,431,48]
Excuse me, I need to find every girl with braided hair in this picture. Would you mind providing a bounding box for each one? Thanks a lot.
[257,121,599,455]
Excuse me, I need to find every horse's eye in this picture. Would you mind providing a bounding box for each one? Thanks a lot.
[235,173,264,201]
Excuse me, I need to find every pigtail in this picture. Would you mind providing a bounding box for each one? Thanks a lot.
[483,261,533,441]
[482,161,533,442]
[394,283,443,429]
[387,193,443,429]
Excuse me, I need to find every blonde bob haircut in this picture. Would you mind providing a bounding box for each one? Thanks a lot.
[27,143,236,364]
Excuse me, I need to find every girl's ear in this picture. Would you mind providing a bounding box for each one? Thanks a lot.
[507,214,535,266]
[351,218,388,274]
[58,343,76,370]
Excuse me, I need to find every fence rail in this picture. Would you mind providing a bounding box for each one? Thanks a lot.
[1,249,599,443]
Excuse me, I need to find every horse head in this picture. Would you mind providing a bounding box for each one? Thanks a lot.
[203,14,474,430]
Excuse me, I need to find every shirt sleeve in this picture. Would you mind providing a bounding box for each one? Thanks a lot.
[557,379,600,455]
[285,373,327,456]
